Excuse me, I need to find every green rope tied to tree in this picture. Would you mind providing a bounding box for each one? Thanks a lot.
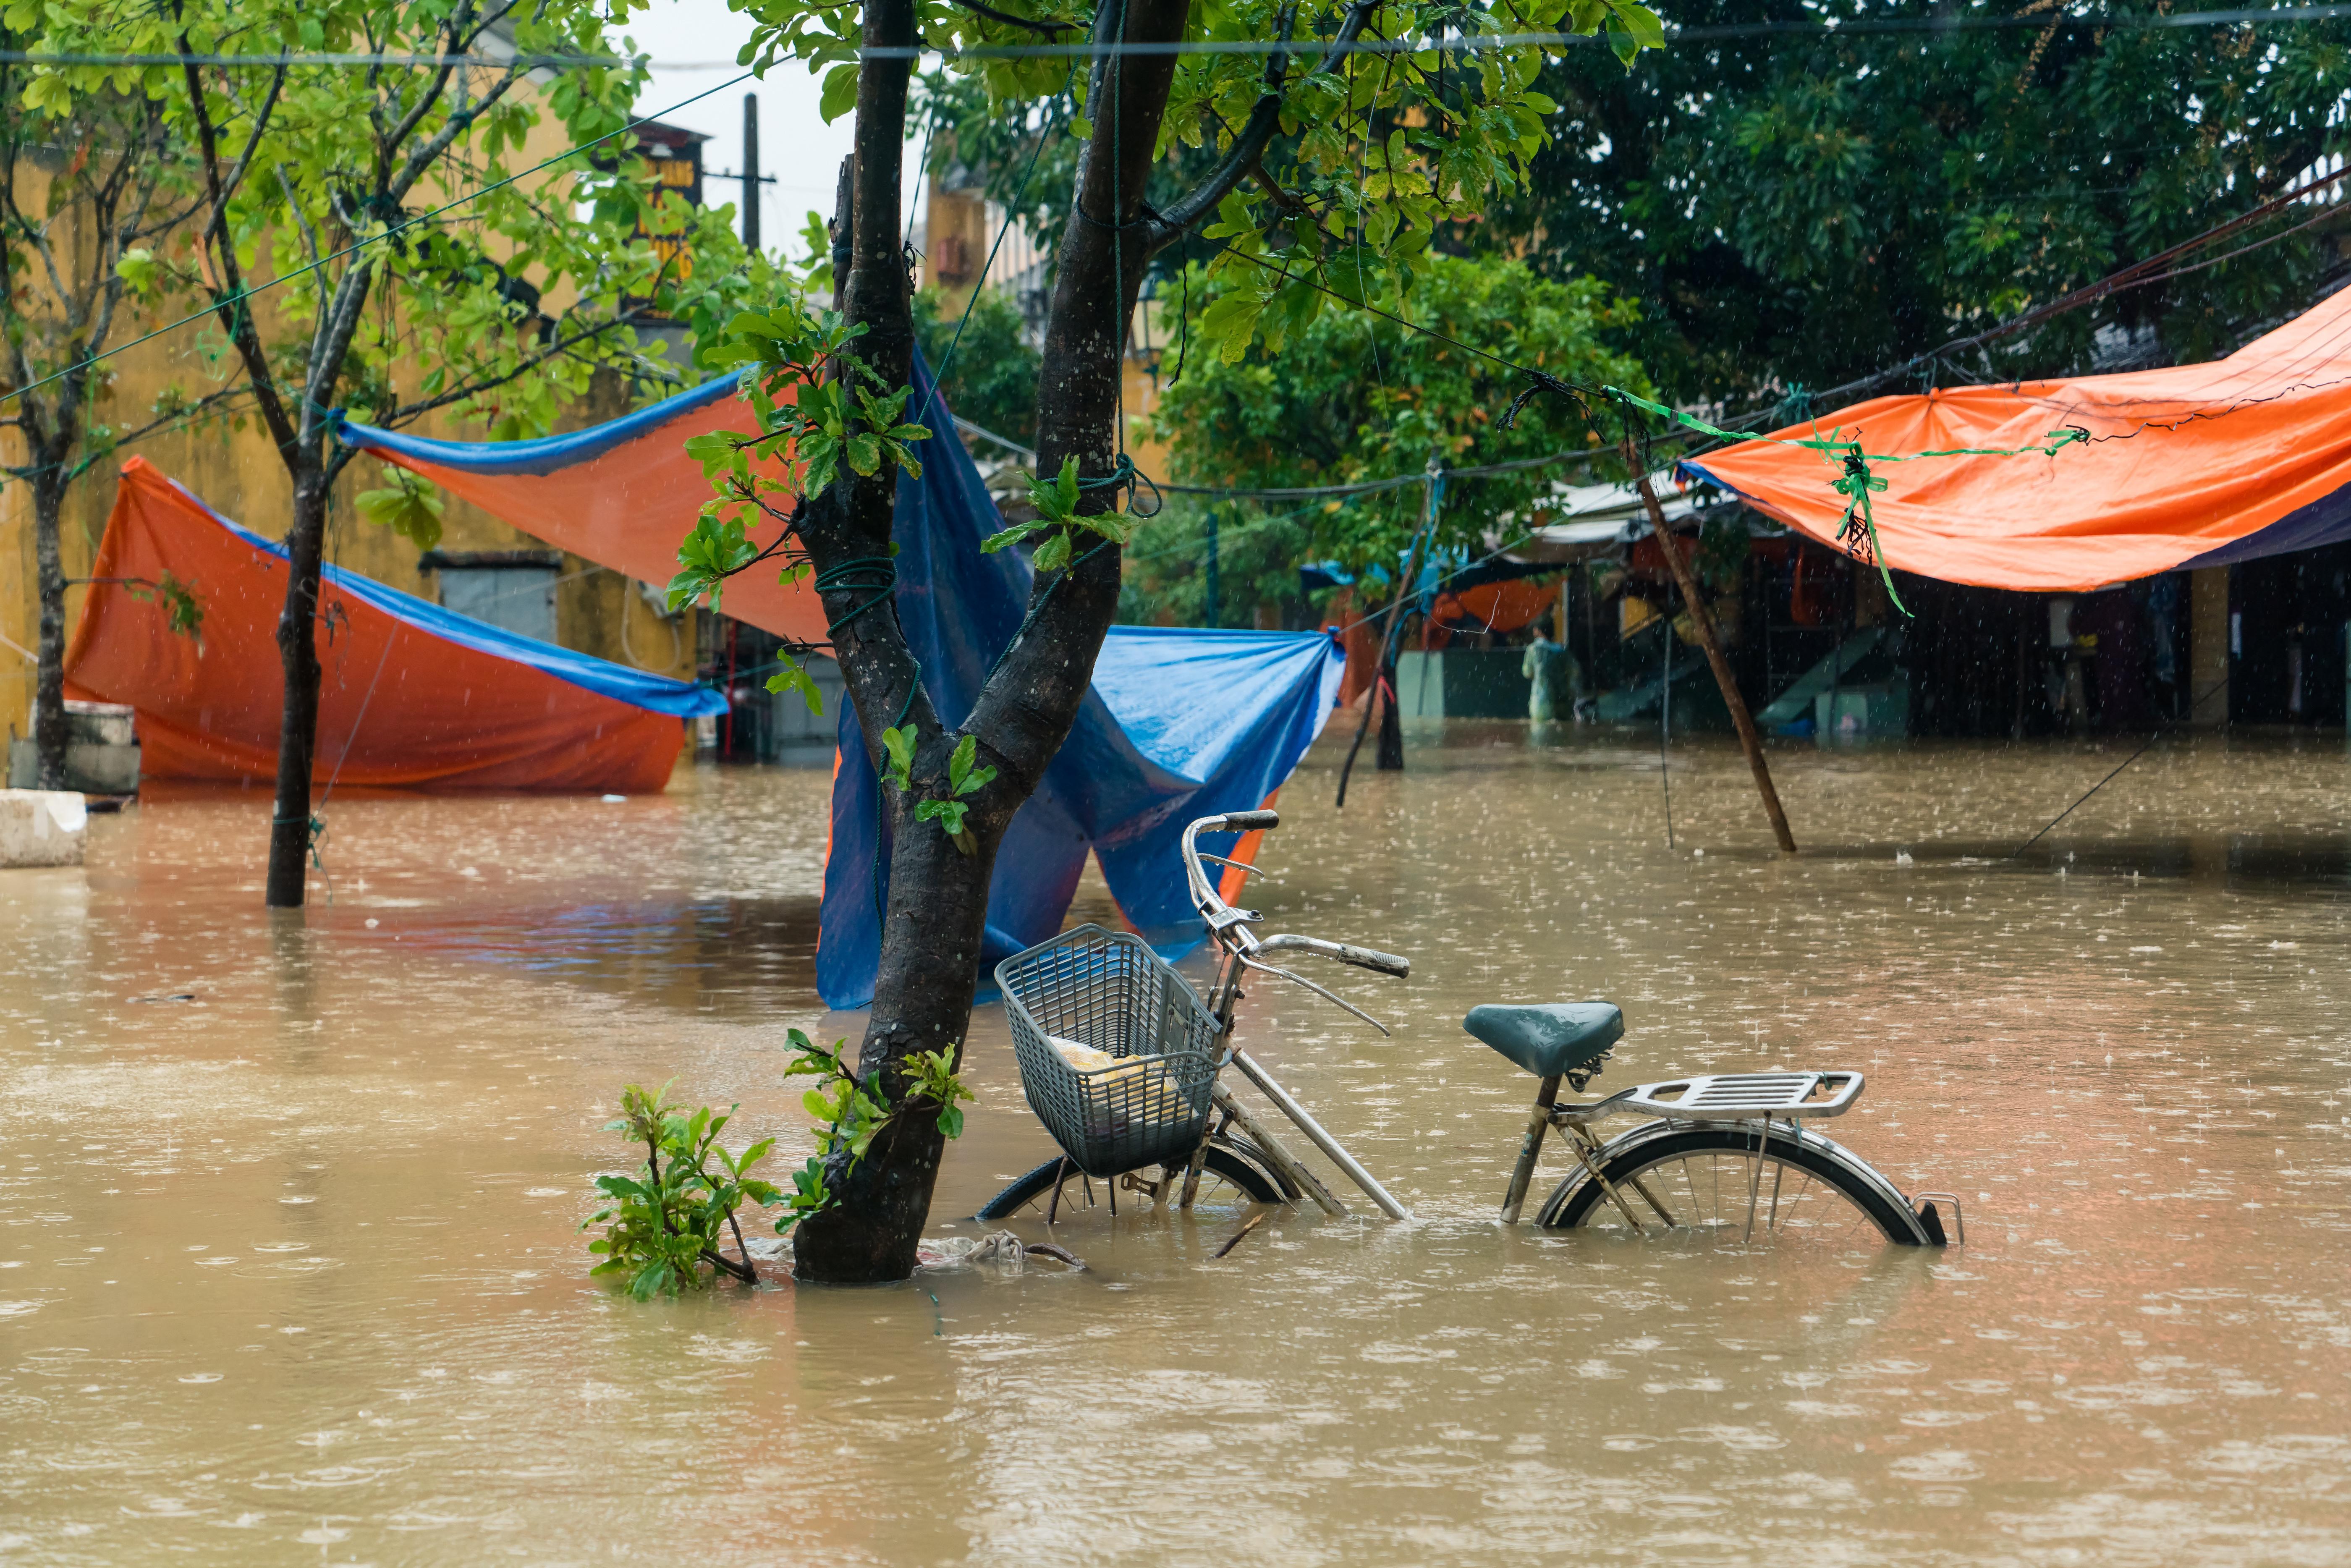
[1076,451,1161,517]
[272,813,328,870]
[1599,385,2089,616]
[814,556,901,638]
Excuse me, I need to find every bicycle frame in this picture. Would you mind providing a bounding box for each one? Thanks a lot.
[1178,812,1413,1221]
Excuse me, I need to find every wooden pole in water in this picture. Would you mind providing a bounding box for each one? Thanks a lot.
[1621,440,1798,855]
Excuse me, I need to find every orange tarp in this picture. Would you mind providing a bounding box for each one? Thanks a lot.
[65,459,704,791]
[1686,287,2351,592]
[346,380,832,646]
[1428,579,1557,642]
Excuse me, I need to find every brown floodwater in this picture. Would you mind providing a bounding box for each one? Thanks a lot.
[3,725,2349,1565]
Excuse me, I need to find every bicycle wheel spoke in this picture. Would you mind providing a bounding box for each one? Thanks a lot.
[1557,1137,1893,1249]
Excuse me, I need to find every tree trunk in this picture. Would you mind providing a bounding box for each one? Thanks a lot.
[1375,649,1403,769]
[788,0,1189,1285]
[791,0,969,1284]
[791,819,1005,1280]
[265,467,330,907]
[29,471,68,790]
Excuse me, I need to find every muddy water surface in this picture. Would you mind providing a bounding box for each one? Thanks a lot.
[3,728,2349,1565]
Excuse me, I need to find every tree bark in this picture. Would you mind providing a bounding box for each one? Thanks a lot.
[29,470,67,789]
[265,468,329,907]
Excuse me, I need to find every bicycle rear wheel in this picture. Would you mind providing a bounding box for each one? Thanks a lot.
[976,1145,1283,1221]
[1537,1126,1927,1246]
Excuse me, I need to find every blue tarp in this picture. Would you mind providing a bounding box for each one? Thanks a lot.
[816,355,1345,1008]
[339,377,739,477]
[203,491,727,719]
[338,351,1343,1006]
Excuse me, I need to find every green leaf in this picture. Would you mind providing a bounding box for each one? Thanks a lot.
[763,656,823,715]
[914,796,969,838]
[115,247,160,295]
[819,63,861,123]
[1032,530,1072,575]
[354,474,445,552]
[1604,0,1665,50]
[880,725,915,792]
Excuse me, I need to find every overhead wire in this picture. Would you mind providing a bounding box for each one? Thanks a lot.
[20,7,2351,68]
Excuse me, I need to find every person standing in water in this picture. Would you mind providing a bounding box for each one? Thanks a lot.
[1523,632,1572,723]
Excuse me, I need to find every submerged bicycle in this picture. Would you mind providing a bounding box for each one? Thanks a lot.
[978,810,1960,1250]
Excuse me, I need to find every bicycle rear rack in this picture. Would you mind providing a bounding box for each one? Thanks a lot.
[1554,1070,1864,1126]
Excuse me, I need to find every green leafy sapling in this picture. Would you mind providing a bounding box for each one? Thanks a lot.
[581,1081,782,1300]
[903,1047,977,1140]
[771,1028,975,1233]
[584,1034,979,1289]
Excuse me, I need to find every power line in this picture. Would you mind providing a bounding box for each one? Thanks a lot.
[15,8,2351,68]
[0,51,634,66]
[851,7,2351,58]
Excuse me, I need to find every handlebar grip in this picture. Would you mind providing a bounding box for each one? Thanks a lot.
[1335,942,1411,979]
[1216,809,1280,832]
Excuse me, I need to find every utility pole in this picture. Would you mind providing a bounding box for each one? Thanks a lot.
[741,94,761,251]
[1203,509,1220,628]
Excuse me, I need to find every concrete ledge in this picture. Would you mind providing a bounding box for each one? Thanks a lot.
[0,790,87,868]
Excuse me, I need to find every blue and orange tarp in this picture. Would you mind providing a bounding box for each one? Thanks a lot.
[341,353,1345,1007]
[1686,287,2351,591]
[65,458,724,792]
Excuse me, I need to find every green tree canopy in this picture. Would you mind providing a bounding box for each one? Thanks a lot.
[1147,252,1652,571]
[1487,0,2351,406]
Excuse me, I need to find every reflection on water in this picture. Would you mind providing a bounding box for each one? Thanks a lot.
[4,733,2350,1564]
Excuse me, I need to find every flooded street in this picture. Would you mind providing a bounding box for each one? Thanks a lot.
[3,725,2349,1565]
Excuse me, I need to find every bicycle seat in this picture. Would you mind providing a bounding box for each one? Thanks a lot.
[1464,1003,1623,1079]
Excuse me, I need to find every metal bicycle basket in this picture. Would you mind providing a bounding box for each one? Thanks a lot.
[996,924,1223,1178]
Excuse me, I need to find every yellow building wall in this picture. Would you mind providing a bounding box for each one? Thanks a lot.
[1,91,707,749]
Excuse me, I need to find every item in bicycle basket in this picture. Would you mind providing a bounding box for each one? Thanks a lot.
[998,925,1221,1178]
[1045,1037,1193,1131]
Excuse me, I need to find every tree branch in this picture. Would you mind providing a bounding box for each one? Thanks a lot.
[949,0,1081,34]
[1145,0,1376,250]
[381,315,637,425]
[177,38,299,461]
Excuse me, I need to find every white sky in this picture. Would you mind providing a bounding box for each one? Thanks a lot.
[618,0,927,256]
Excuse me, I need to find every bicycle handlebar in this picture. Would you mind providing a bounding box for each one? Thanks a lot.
[1257,933,1412,979]
[1180,811,1407,982]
